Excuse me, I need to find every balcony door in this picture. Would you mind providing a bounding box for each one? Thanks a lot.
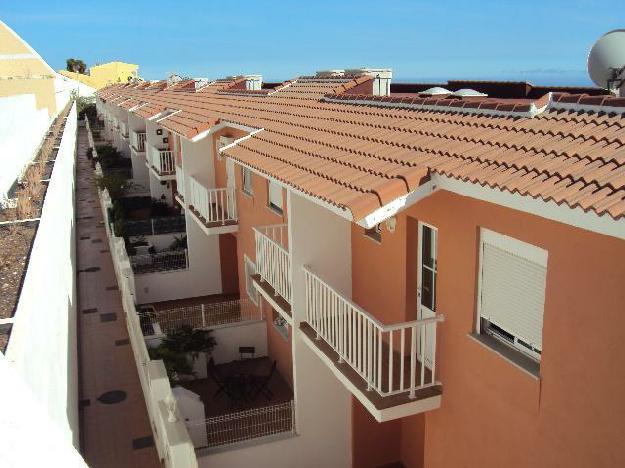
[417,222,437,369]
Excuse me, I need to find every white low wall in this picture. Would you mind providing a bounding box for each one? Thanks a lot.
[5,104,80,449]
[98,187,198,466]
[0,353,87,467]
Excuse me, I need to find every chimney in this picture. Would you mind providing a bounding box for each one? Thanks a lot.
[227,74,263,90]
[345,68,393,96]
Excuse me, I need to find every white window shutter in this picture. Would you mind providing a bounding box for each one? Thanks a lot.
[480,231,547,351]
[268,180,283,209]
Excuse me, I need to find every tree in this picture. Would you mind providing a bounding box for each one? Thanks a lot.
[66,58,87,74]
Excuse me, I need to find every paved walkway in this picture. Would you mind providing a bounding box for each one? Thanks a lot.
[76,122,161,468]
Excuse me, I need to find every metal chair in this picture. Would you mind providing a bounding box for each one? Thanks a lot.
[251,360,277,401]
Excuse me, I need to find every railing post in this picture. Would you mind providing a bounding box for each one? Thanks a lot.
[201,304,206,328]
[151,218,156,235]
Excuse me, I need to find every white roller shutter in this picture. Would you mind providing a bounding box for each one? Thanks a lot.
[268,180,283,210]
[479,229,547,351]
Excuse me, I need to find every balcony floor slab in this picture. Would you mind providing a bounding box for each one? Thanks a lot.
[300,322,442,422]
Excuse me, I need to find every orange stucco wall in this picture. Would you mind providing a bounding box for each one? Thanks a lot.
[351,189,625,468]
[212,128,293,388]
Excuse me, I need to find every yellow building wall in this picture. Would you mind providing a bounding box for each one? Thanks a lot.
[58,61,139,89]
[0,20,58,115]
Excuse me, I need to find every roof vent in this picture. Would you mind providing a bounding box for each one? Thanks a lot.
[345,68,393,96]
[452,88,488,98]
[226,74,263,90]
[315,70,345,78]
[419,86,452,96]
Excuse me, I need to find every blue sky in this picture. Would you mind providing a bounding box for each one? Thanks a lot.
[2,0,622,85]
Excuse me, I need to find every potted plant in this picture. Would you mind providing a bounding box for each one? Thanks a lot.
[150,325,217,382]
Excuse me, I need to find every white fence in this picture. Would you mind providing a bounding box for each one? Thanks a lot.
[253,224,291,304]
[150,146,175,175]
[131,131,146,152]
[187,177,237,226]
[130,249,188,275]
[187,400,295,451]
[303,266,444,398]
[139,299,261,336]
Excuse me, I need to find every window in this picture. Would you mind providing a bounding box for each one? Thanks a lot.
[268,180,283,214]
[242,167,253,196]
[244,255,259,305]
[418,223,437,313]
[364,224,382,242]
[477,229,547,360]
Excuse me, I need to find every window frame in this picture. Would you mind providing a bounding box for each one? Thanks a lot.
[242,167,253,196]
[476,228,548,361]
[244,254,259,305]
[364,224,382,243]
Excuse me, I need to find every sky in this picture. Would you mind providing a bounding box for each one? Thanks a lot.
[1,0,623,85]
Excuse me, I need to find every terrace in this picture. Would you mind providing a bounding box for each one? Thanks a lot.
[138,295,295,452]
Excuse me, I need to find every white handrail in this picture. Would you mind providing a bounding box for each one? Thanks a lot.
[253,224,290,303]
[187,176,237,225]
[303,265,443,398]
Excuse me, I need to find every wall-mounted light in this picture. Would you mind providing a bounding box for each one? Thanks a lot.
[156,129,163,135]
[386,216,397,233]
[163,137,169,144]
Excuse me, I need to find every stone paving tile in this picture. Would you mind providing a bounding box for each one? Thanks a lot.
[76,124,160,468]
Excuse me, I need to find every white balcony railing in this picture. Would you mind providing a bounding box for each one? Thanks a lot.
[131,131,146,152]
[253,224,290,303]
[187,176,237,225]
[304,266,444,399]
[175,166,186,199]
[150,146,175,175]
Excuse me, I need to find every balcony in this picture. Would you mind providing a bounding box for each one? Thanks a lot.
[252,224,291,322]
[300,266,444,422]
[184,174,238,235]
[131,131,146,153]
[148,146,175,180]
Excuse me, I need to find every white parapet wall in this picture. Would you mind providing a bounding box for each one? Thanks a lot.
[94,133,199,468]
[4,104,80,446]
[0,353,87,467]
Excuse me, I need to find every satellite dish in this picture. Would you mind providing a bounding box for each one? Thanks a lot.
[587,29,625,91]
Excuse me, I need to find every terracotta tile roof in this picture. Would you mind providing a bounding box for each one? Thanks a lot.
[97,79,625,223]
[119,98,143,111]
